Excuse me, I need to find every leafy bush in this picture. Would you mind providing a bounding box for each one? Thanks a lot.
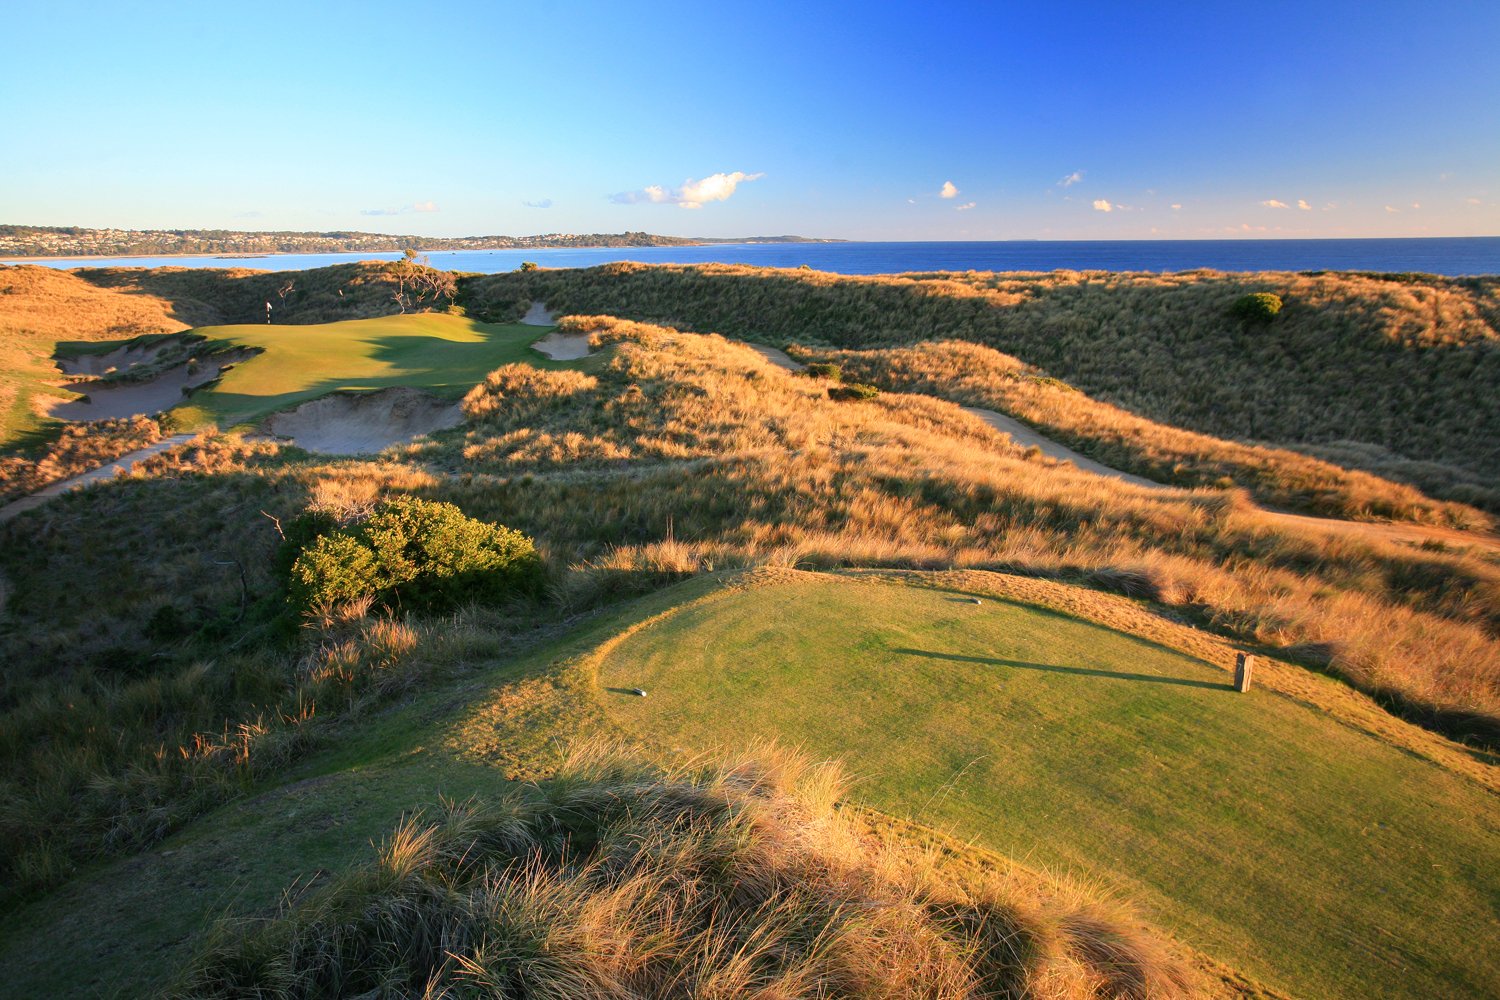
[803,361,843,380]
[287,496,542,614]
[1229,291,1283,323]
[827,382,880,401]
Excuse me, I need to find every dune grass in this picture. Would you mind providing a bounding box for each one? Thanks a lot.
[0,580,1198,999]
[466,262,1500,511]
[594,572,1500,1000]
[162,313,588,431]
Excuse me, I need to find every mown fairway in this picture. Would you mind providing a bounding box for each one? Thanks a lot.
[598,574,1500,1000]
[169,313,570,430]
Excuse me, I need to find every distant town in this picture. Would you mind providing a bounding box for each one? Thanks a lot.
[0,226,841,260]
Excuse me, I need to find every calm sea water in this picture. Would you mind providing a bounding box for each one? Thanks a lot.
[13,237,1500,276]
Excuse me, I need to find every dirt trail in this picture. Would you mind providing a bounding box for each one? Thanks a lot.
[746,344,1500,555]
[0,434,196,524]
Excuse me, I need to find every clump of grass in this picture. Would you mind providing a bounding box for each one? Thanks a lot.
[166,744,1194,1000]
[828,381,881,401]
[0,415,164,501]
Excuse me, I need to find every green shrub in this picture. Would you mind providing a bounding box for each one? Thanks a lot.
[519,261,539,272]
[1229,292,1283,323]
[827,382,880,401]
[287,497,542,614]
[804,361,843,380]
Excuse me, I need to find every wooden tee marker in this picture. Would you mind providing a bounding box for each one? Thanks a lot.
[1233,652,1254,692]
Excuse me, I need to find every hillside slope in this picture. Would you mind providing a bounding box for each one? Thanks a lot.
[465,263,1500,507]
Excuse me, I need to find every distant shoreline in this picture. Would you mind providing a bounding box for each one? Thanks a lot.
[5,237,1496,277]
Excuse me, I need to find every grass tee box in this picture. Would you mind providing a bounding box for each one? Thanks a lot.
[167,313,581,431]
[597,573,1500,1000]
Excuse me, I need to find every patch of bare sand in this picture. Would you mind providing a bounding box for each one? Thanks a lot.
[520,301,556,326]
[531,332,595,360]
[55,334,197,377]
[264,387,462,454]
[44,350,257,421]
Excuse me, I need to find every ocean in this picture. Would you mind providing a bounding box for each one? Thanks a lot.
[11,237,1500,277]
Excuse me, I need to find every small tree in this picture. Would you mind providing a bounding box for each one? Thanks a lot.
[519,261,538,272]
[287,497,543,614]
[1229,292,1283,324]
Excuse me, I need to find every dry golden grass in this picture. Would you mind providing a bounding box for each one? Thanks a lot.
[412,317,1500,740]
[167,743,1199,1000]
[0,415,163,501]
[3,311,1497,914]
[466,262,1500,510]
[793,338,1490,526]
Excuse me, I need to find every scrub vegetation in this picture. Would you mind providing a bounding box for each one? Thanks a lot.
[467,262,1500,513]
[1,259,1496,999]
[168,744,1194,1000]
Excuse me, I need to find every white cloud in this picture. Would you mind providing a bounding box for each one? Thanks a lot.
[1467,197,1483,205]
[1058,170,1084,188]
[612,171,763,209]
[523,198,553,209]
[1170,203,1182,210]
[1385,205,1400,213]
[907,198,917,205]
[1297,199,1311,211]
[361,201,440,217]
[1092,199,1113,213]
[1262,199,1289,209]
[955,202,976,211]
[1411,202,1421,210]
[940,180,959,199]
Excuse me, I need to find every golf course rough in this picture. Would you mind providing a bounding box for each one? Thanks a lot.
[593,571,1500,1000]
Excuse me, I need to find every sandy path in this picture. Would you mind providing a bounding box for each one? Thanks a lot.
[750,345,1158,487]
[520,301,556,326]
[745,343,1500,553]
[0,434,196,524]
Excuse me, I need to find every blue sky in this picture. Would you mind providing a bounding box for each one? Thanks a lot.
[5,0,1497,240]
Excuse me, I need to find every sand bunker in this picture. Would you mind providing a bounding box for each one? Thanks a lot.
[531,331,595,360]
[45,350,256,422]
[264,387,463,454]
[55,335,198,377]
[520,301,556,326]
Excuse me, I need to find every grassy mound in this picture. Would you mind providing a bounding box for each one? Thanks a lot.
[165,314,586,433]
[593,573,1500,1000]
[168,745,1192,1000]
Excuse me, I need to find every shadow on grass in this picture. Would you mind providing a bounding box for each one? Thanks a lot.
[892,647,1231,691]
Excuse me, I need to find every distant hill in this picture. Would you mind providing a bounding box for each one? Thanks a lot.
[0,225,843,259]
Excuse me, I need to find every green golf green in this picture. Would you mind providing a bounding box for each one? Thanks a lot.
[166,313,577,430]
[598,573,1500,1000]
